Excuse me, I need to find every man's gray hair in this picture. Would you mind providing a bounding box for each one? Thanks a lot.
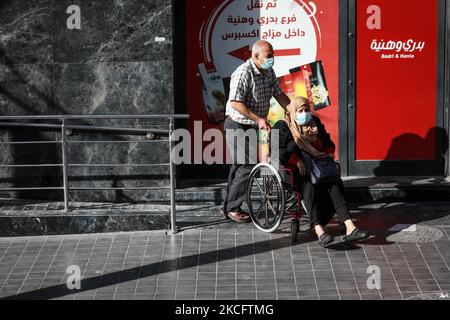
[252,40,273,55]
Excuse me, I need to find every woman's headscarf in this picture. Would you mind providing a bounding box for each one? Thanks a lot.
[283,96,326,157]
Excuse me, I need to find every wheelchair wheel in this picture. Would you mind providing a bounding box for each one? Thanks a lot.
[291,219,300,243]
[246,163,285,233]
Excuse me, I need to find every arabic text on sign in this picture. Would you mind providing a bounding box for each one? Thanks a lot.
[221,29,261,41]
[247,0,278,11]
[370,39,425,53]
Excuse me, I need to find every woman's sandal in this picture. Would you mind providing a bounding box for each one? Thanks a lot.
[318,233,334,247]
[227,211,251,223]
[343,228,369,242]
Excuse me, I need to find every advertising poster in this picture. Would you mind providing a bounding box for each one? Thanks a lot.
[185,0,340,163]
[356,0,438,160]
[198,62,227,124]
[289,60,331,111]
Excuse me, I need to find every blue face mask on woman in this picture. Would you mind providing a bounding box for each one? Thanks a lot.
[296,112,312,125]
[261,57,274,70]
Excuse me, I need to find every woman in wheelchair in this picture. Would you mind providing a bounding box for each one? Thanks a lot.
[273,96,368,247]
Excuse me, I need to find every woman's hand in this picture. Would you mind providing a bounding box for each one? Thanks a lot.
[297,159,306,176]
[257,118,271,133]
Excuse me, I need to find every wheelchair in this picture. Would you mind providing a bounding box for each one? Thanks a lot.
[245,157,307,243]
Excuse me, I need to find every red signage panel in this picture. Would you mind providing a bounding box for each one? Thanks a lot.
[356,0,438,160]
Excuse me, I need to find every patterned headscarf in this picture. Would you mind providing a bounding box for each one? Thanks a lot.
[283,96,326,157]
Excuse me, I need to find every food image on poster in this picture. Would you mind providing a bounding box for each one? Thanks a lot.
[288,60,331,111]
[267,97,286,127]
[311,84,329,105]
[198,62,226,124]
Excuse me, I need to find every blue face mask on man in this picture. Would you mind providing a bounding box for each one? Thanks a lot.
[261,57,274,70]
[296,112,312,125]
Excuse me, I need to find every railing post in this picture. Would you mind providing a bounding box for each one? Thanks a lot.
[169,117,178,234]
[61,119,70,212]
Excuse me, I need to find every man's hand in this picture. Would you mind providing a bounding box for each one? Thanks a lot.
[231,102,271,131]
[297,159,306,176]
[257,118,271,132]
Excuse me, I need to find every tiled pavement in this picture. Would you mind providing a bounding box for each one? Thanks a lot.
[0,201,450,300]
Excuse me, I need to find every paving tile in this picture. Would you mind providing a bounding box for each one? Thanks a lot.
[196,285,216,293]
[339,294,361,300]
[176,279,197,287]
[298,295,319,300]
[236,278,255,286]
[437,283,450,290]
[398,285,421,293]
[197,273,217,280]
[400,291,422,299]
[174,293,196,300]
[413,273,435,279]
[93,294,115,300]
[153,293,175,299]
[196,279,216,286]
[381,293,403,300]
[237,291,256,299]
[217,279,235,287]
[318,294,340,300]
[215,292,236,299]
[396,279,419,287]
[135,286,156,294]
[361,294,382,300]
[338,287,360,295]
[257,284,276,292]
[216,285,236,293]
[418,284,442,292]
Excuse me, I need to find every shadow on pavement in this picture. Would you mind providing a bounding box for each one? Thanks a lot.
[1,235,309,300]
[342,202,450,246]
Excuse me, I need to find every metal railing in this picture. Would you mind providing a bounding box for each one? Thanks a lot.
[0,114,189,234]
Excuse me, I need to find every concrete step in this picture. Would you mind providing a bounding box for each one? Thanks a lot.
[162,176,450,203]
[1,176,449,236]
[0,200,229,236]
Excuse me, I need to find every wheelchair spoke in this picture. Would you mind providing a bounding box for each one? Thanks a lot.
[266,176,274,194]
[254,199,265,220]
[252,174,270,225]
[270,178,281,216]
[250,178,266,204]
[266,176,278,200]
[253,177,265,195]
[266,198,278,217]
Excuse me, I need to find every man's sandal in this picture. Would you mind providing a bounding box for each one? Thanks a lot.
[227,211,251,223]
